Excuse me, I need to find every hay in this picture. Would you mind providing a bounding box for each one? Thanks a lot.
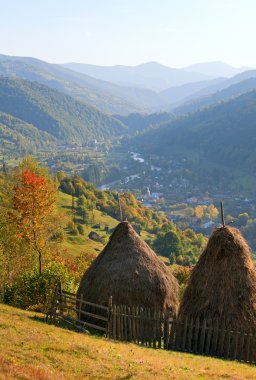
[77,221,179,316]
[179,226,256,331]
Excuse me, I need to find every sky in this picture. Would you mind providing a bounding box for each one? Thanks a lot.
[1,0,256,68]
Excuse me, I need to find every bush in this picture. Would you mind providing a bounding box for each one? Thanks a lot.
[77,224,85,235]
[3,262,76,312]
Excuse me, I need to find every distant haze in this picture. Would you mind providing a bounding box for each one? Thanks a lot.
[1,0,256,68]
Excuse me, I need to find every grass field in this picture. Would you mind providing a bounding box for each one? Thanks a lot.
[0,304,255,379]
[57,191,119,257]
[57,190,153,258]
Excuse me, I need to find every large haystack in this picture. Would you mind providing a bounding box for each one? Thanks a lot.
[77,221,179,315]
[179,226,256,331]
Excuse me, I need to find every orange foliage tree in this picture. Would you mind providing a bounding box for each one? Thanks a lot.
[11,168,57,275]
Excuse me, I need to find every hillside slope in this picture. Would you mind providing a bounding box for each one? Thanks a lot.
[174,78,256,115]
[0,77,126,144]
[0,304,255,380]
[0,112,56,154]
[131,91,256,174]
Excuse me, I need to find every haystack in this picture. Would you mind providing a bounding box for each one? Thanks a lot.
[77,221,179,316]
[179,226,256,331]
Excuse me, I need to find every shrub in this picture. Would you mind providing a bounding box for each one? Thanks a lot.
[3,262,76,312]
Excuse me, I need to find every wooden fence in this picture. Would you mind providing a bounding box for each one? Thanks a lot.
[46,283,111,335]
[165,315,256,364]
[46,287,256,364]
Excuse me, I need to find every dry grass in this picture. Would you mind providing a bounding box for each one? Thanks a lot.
[0,304,256,379]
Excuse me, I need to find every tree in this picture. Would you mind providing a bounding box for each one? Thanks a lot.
[10,165,57,275]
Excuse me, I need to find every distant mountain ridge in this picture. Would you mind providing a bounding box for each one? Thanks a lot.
[62,61,214,91]
[182,61,252,78]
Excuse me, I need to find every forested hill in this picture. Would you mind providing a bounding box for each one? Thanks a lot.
[0,112,56,153]
[130,90,256,173]
[114,112,173,134]
[0,76,126,144]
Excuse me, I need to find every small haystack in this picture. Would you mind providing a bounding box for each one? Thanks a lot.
[179,226,256,331]
[77,221,179,315]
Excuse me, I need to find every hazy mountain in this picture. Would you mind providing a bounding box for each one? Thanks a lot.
[182,61,252,78]
[130,90,256,175]
[174,78,256,115]
[157,77,225,110]
[62,61,214,91]
[0,76,126,145]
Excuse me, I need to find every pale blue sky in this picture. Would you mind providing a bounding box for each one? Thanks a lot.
[1,0,255,67]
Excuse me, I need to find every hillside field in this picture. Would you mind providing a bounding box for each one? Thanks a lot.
[0,304,255,379]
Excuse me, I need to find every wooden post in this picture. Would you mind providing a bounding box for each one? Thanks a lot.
[220,201,225,227]
[182,316,188,352]
[46,281,59,322]
[78,293,83,321]
[113,304,117,340]
[164,306,171,349]
[117,193,123,222]
[107,296,113,338]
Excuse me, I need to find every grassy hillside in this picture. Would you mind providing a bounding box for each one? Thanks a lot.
[57,191,119,257]
[0,304,255,379]
[0,76,126,145]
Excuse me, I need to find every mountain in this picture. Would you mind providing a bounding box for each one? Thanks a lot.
[0,76,126,145]
[0,54,151,114]
[157,78,225,110]
[182,61,252,78]
[62,61,214,91]
[174,77,256,115]
[130,91,256,177]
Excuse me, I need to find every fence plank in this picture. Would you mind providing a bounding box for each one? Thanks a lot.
[120,305,124,341]
[123,305,128,341]
[169,316,176,350]
[164,307,170,349]
[245,330,251,363]
[107,296,113,339]
[132,307,136,343]
[139,307,144,345]
[211,319,219,356]
[217,326,225,358]
[186,316,193,352]
[181,316,188,352]
[113,305,117,340]
[223,328,231,359]
[237,330,244,362]
[148,308,152,347]
[205,318,212,355]
[157,310,162,348]
[136,307,139,344]
[232,329,239,360]
[193,317,200,353]
[78,293,83,321]
[198,318,206,354]
[153,309,157,348]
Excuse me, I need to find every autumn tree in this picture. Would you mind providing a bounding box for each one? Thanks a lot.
[10,163,58,275]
